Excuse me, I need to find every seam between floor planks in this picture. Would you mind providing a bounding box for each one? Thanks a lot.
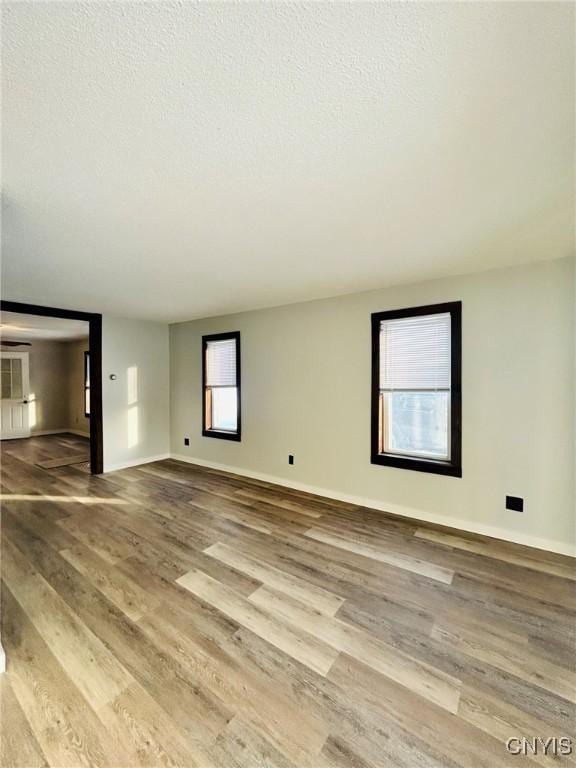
[2,437,575,768]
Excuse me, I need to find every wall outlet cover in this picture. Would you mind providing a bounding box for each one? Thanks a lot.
[506,495,524,512]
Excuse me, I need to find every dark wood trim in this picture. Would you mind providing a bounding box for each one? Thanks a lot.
[201,331,241,442]
[84,350,90,418]
[1,301,98,323]
[449,301,462,474]
[1,300,104,474]
[370,301,462,478]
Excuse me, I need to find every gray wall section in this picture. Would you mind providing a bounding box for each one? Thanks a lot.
[170,257,575,552]
[102,315,170,470]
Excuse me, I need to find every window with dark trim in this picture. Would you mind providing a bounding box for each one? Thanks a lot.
[84,351,90,417]
[371,302,461,477]
[202,331,241,441]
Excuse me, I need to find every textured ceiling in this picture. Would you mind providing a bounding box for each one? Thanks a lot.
[2,2,574,322]
[0,312,88,341]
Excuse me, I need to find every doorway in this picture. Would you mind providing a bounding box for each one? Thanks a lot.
[0,301,103,474]
[0,351,30,439]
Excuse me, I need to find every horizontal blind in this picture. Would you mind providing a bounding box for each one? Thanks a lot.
[380,312,451,391]
[206,338,237,387]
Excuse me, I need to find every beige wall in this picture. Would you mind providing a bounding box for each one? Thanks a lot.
[1,338,90,436]
[65,339,90,437]
[170,257,575,554]
[102,316,170,471]
[2,315,171,472]
[1,340,70,433]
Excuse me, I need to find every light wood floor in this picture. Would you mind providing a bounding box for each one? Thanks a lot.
[1,435,574,768]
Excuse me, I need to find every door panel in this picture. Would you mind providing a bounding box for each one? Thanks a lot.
[0,352,30,439]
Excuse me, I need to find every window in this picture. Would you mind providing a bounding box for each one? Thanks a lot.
[84,351,90,417]
[1,356,23,400]
[202,331,241,441]
[371,302,461,476]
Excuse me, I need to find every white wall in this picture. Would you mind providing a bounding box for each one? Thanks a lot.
[170,257,575,555]
[102,316,170,471]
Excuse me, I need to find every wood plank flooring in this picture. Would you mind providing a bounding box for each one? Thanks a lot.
[1,434,575,767]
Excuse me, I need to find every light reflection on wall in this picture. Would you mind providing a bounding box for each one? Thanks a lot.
[127,366,138,405]
[28,392,37,429]
[127,366,139,448]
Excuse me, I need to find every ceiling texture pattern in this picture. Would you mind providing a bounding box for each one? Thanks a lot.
[0,312,88,341]
[2,2,574,322]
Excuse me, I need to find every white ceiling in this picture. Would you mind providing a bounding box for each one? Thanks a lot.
[2,2,574,323]
[0,312,89,342]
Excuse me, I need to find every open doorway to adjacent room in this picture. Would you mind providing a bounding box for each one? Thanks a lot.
[0,302,102,474]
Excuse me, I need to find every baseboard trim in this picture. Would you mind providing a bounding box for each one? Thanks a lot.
[30,429,68,436]
[67,429,90,438]
[29,429,90,438]
[170,453,576,558]
[104,453,171,473]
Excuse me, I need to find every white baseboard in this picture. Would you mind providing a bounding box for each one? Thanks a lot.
[104,453,171,473]
[170,453,576,558]
[30,429,68,436]
[30,428,90,438]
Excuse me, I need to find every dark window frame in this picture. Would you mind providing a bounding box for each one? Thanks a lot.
[371,301,462,477]
[84,351,90,417]
[202,331,241,442]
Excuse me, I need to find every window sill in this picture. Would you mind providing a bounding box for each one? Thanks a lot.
[371,451,461,477]
[202,428,241,442]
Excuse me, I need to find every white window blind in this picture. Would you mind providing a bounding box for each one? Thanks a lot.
[206,339,237,387]
[379,313,451,391]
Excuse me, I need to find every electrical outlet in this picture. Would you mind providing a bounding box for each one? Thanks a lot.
[288,454,294,465]
[506,495,523,512]
[184,438,190,446]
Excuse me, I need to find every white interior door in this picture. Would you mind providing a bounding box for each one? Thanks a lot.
[1,352,30,439]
